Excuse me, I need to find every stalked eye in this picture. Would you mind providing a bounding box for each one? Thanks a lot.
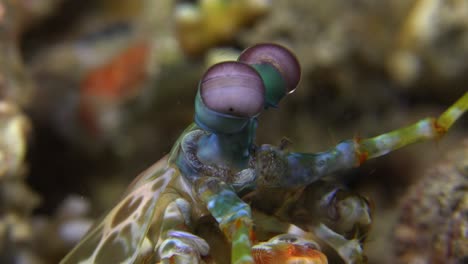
[200,61,265,117]
[194,61,265,134]
[239,43,300,92]
[238,43,301,107]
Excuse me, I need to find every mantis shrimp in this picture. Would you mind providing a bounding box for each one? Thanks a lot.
[60,43,468,264]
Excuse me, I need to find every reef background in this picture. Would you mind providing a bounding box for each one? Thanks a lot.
[0,0,466,263]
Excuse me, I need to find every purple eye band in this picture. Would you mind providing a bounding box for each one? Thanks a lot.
[200,61,265,118]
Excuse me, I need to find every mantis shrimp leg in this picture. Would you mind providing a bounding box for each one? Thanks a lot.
[356,91,467,162]
[256,92,468,188]
[312,223,364,264]
[249,181,371,264]
[194,177,255,264]
[158,198,209,264]
[253,92,467,263]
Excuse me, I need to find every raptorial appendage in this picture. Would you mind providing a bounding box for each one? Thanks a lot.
[355,91,467,162]
[157,198,210,263]
[256,92,468,189]
[195,177,255,264]
[253,91,466,263]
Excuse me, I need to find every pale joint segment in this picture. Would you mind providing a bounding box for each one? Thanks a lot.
[195,178,254,264]
[313,224,364,264]
[158,230,209,264]
[157,198,209,264]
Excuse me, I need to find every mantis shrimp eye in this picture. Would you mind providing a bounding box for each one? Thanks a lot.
[201,61,265,117]
[195,61,265,133]
[238,43,301,107]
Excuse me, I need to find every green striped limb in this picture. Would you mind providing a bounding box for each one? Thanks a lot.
[356,91,467,162]
[195,178,254,264]
[255,92,467,188]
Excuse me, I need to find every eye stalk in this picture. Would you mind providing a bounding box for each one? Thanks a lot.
[195,61,265,134]
[238,43,301,108]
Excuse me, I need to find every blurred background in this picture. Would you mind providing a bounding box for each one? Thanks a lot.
[0,0,466,263]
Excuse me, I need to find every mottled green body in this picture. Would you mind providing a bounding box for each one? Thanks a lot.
[61,91,467,263]
[61,122,257,264]
[61,124,205,263]
[60,41,467,264]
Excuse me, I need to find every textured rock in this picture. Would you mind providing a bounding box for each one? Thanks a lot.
[394,139,468,263]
